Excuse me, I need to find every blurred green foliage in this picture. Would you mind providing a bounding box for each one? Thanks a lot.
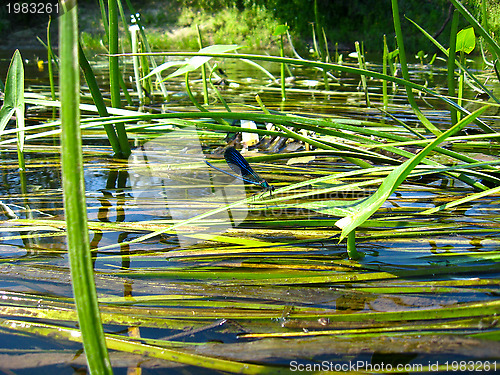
[177,0,497,52]
[2,0,499,54]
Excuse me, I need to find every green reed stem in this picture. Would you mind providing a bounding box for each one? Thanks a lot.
[108,0,119,108]
[78,41,122,157]
[382,35,389,108]
[123,0,169,99]
[59,2,112,374]
[46,17,56,101]
[98,0,109,39]
[184,72,229,126]
[279,33,286,101]
[448,10,459,125]
[196,25,209,106]
[346,230,361,260]
[321,29,330,90]
[116,0,132,48]
[108,0,131,157]
[481,0,490,34]
[355,41,370,107]
[391,0,440,136]
[209,65,231,112]
[185,71,208,113]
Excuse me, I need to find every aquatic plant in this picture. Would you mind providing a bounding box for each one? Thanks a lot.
[0,0,499,373]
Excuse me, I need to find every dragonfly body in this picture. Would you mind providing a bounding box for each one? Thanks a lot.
[205,147,275,196]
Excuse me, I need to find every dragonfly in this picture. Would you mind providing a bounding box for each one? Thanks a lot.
[205,146,275,196]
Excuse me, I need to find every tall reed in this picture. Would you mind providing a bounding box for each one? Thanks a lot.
[108,0,131,157]
[448,10,460,125]
[59,1,112,373]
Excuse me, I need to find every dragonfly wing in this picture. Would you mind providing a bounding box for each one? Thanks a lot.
[224,147,262,185]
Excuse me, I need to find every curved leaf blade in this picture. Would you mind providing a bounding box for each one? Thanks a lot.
[166,44,241,80]
[335,105,490,241]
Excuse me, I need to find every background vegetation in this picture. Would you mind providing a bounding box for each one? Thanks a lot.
[2,0,498,53]
[169,0,497,52]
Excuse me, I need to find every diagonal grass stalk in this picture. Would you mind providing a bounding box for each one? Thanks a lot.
[123,0,169,99]
[0,317,289,374]
[335,105,490,241]
[355,41,370,107]
[78,41,122,156]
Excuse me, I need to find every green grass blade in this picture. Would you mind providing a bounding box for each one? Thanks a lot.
[59,3,112,373]
[0,317,287,374]
[448,10,460,124]
[391,0,441,136]
[166,45,240,80]
[78,41,122,156]
[336,105,490,241]
[122,0,169,99]
[108,0,130,158]
[46,17,57,101]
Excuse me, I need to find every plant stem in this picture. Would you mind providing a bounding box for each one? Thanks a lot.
[355,41,370,107]
[78,41,122,157]
[59,1,113,373]
[108,0,131,157]
[280,33,286,101]
[382,35,389,109]
[448,10,459,125]
[46,17,56,102]
[346,230,362,260]
[196,25,209,106]
[108,0,120,109]
[391,0,441,136]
